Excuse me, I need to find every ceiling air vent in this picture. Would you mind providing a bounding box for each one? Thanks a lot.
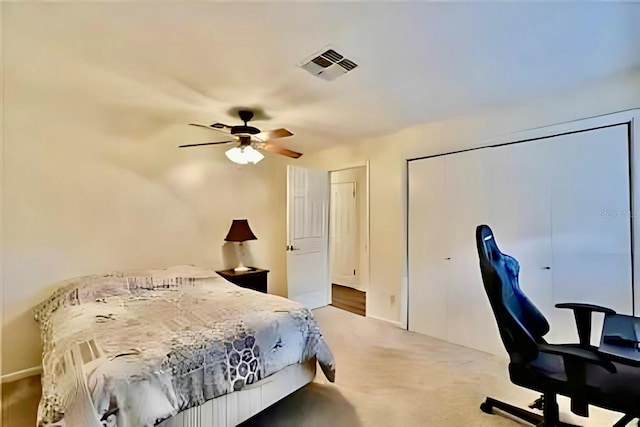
[300,47,359,81]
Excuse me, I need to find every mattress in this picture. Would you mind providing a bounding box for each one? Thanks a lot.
[34,265,335,427]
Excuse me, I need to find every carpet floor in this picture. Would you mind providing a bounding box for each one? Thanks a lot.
[2,306,629,426]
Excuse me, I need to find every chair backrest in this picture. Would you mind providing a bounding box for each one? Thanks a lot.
[476,224,550,363]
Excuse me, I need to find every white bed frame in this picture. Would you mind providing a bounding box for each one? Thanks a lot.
[158,359,316,427]
[55,358,315,427]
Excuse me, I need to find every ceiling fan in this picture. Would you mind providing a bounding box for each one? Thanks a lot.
[179,110,302,164]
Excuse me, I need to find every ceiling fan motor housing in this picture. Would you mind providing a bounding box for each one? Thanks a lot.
[231,110,261,136]
[182,108,300,158]
[231,125,260,136]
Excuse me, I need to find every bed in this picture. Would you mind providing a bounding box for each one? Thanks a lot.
[34,265,335,427]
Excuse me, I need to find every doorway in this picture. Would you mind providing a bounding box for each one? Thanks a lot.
[329,166,368,316]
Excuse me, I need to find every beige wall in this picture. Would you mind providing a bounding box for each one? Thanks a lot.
[1,52,291,376]
[2,142,288,375]
[0,4,295,376]
[295,69,640,325]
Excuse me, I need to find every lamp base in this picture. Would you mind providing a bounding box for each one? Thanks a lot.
[233,243,252,272]
[234,258,252,272]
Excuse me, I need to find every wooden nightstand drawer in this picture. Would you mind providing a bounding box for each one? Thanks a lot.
[216,268,269,293]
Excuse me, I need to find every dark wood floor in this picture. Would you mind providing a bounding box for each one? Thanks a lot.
[331,283,366,316]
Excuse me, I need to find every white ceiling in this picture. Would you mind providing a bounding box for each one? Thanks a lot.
[5,2,640,154]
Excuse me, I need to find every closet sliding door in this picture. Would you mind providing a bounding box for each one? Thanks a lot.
[443,149,499,353]
[548,125,632,344]
[407,150,498,351]
[408,123,632,356]
[485,140,554,347]
[408,143,552,355]
[408,156,449,340]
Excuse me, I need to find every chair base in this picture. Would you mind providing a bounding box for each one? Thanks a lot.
[612,414,637,427]
[481,397,638,427]
[480,396,580,427]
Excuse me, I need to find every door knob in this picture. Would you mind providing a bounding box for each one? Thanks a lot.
[542,266,551,270]
[444,257,451,260]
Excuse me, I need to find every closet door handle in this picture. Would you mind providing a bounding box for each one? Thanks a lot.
[542,266,551,270]
[444,257,452,260]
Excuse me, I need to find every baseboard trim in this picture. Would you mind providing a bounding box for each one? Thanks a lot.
[2,366,42,383]
[367,315,405,329]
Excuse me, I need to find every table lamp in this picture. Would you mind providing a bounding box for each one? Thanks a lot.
[224,219,257,272]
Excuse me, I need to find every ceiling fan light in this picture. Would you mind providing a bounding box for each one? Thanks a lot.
[225,147,248,164]
[244,146,265,164]
[225,146,264,165]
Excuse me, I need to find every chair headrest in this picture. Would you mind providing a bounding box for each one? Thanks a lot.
[476,224,500,262]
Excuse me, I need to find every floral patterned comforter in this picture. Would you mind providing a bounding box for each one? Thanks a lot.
[34,265,335,427]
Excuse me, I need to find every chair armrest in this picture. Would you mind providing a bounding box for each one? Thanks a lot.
[555,303,616,315]
[538,343,616,373]
[555,303,616,347]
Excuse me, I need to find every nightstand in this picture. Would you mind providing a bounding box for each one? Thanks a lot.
[216,268,269,293]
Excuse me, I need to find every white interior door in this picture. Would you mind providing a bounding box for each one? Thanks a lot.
[330,182,359,287]
[286,165,330,309]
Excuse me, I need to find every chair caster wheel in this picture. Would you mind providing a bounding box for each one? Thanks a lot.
[480,402,493,414]
[528,396,544,411]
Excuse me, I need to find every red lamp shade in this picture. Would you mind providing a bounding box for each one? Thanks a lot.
[224,219,257,242]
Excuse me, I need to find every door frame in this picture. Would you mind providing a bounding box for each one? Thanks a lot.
[0,3,4,403]
[405,109,640,329]
[328,163,371,313]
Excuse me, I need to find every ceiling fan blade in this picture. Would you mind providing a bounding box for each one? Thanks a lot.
[189,123,231,133]
[179,140,234,148]
[261,143,303,159]
[211,122,233,130]
[257,128,294,141]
